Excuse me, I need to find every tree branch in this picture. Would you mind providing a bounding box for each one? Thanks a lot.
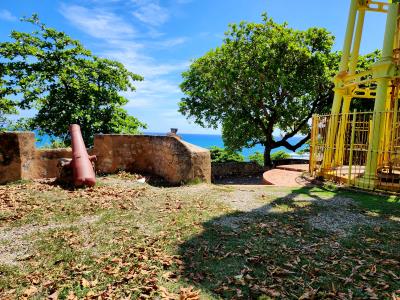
[275,132,311,151]
[281,92,327,142]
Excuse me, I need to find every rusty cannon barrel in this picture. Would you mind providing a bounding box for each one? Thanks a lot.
[70,124,96,187]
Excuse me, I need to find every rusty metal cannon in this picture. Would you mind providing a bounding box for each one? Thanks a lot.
[59,124,96,187]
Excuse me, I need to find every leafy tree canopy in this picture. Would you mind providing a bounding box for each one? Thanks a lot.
[0,15,146,145]
[179,14,338,166]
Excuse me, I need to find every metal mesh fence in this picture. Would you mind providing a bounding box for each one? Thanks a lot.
[310,111,400,192]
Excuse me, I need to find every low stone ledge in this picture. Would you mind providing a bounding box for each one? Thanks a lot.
[211,159,310,181]
[212,161,265,180]
[34,148,73,178]
[0,132,211,185]
[94,134,211,184]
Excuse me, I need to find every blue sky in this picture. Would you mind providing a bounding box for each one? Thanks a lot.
[0,0,387,134]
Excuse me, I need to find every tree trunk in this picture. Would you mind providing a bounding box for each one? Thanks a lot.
[264,146,272,169]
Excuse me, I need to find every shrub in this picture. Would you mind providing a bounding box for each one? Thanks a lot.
[209,146,244,163]
[248,151,264,166]
[296,147,310,155]
[40,140,69,149]
[271,150,291,161]
[296,141,310,155]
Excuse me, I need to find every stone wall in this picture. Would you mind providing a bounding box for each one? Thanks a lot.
[0,132,36,183]
[94,135,211,184]
[34,148,73,179]
[0,132,211,185]
[211,162,265,179]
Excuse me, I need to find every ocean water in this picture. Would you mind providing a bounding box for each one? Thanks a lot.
[35,131,308,159]
[172,133,307,158]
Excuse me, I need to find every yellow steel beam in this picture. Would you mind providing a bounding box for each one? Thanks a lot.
[334,96,352,165]
[342,69,374,88]
[323,0,359,169]
[350,8,366,74]
[365,1,390,13]
[351,87,377,99]
[332,4,368,168]
[351,87,400,99]
[363,2,399,186]
[348,109,357,185]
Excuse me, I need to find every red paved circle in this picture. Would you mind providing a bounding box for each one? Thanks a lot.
[263,164,309,186]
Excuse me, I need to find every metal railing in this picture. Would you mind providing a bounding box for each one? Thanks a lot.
[310,110,400,192]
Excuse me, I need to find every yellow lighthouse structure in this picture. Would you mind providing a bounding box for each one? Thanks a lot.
[310,0,400,191]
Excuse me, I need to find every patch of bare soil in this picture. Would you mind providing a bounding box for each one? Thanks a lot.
[308,196,383,236]
[213,187,385,234]
[0,215,100,265]
[309,210,382,236]
[212,187,274,229]
[217,187,271,212]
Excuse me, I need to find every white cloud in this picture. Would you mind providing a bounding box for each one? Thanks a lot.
[132,0,169,26]
[60,4,136,40]
[155,37,187,48]
[121,94,152,108]
[102,45,188,78]
[122,79,182,109]
[0,9,17,22]
[60,2,198,132]
[136,79,181,95]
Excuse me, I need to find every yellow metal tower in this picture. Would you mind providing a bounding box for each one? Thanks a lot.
[310,0,400,191]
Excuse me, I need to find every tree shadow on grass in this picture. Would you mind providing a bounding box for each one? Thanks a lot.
[178,184,400,299]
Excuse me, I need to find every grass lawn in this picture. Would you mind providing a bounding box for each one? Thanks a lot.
[0,176,399,299]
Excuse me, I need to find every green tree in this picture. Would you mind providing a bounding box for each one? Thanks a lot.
[0,15,146,145]
[0,62,18,130]
[179,14,338,167]
[0,99,16,131]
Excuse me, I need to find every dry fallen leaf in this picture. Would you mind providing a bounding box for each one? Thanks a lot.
[48,291,59,300]
[180,286,200,300]
[159,286,178,299]
[392,293,400,300]
[22,285,38,298]
[67,291,78,300]
[81,278,90,288]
